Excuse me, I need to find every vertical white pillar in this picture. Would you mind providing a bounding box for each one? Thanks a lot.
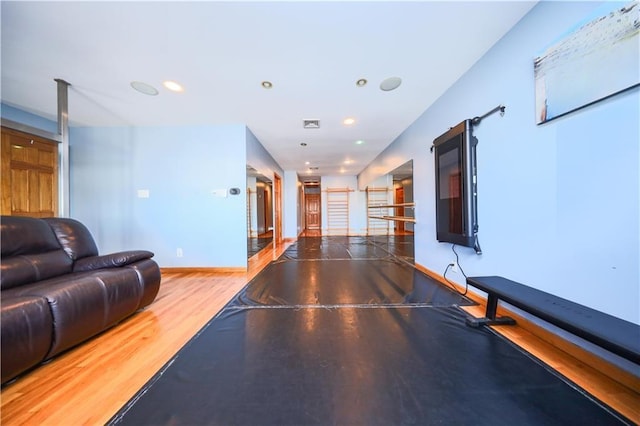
[55,78,70,217]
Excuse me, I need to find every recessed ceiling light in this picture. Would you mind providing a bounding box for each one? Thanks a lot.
[300,142,308,147]
[344,159,353,165]
[130,81,158,96]
[380,77,402,91]
[356,78,367,87]
[163,80,184,92]
[343,117,355,126]
[355,140,364,145]
[261,81,273,89]
[305,161,310,165]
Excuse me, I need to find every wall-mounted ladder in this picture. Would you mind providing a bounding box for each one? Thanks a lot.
[325,187,351,235]
[366,188,391,235]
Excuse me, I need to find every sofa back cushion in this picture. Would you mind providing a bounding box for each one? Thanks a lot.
[2,216,59,257]
[1,216,73,289]
[43,218,99,260]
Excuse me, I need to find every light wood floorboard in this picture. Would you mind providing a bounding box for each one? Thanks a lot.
[1,237,638,424]
[0,240,291,425]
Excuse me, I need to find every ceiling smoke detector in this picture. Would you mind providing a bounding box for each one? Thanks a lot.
[130,81,158,96]
[303,120,320,129]
[380,77,402,91]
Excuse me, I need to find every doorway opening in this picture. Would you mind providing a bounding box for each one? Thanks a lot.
[391,160,414,236]
[302,178,321,237]
[273,173,283,244]
[247,166,273,259]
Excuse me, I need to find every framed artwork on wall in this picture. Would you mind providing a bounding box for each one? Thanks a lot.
[534,1,639,124]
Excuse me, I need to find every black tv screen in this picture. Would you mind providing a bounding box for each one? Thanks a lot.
[433,119,481,254]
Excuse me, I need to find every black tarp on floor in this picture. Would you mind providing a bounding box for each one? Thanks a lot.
[280,236,394,260]
[109,237,630,425]
[232,258,470,307]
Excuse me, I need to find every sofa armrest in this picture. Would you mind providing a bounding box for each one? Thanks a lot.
[73,250,154,272]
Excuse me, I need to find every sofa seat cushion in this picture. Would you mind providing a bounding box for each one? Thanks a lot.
[1,296,53,383]
[4,268,144,358]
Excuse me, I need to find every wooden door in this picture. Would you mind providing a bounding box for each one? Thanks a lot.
[395,187,405,233]
[1,127,58,217]
[305,193,321,230]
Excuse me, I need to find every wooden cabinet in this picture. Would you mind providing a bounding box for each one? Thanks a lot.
[1,127,58,217]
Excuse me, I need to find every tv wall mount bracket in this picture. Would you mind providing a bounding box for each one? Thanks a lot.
[471,104,506,126]
[430,104,506,153]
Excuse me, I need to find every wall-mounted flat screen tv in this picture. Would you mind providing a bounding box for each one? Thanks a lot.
[433,119,481,254]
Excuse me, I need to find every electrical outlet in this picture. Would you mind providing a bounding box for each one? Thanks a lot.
[450,261,458,273]
[177,248,183,258]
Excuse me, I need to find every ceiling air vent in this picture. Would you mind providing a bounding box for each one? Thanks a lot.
[303,120,320,129]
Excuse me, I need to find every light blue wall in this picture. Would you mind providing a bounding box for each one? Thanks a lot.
[1,103,57,133]
[359,1,639,324]
[70,125,248,268]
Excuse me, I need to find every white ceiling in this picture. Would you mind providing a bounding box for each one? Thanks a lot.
[1,1,536,178]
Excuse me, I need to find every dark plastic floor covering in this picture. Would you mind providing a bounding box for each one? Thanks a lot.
[109,237,630,425]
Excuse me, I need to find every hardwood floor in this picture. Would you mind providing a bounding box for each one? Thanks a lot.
[1,237,638,424]
[0,241,292,425]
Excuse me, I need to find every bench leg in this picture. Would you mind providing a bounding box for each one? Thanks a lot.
[486,294,499,319]
[465,294,516,328]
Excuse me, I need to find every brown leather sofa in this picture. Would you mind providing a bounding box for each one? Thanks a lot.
[1,216,161,384]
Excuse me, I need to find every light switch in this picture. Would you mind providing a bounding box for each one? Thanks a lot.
[137,189,150,198]
[211,189,228,197]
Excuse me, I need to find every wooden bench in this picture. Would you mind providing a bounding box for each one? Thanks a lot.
[465,276,640,365]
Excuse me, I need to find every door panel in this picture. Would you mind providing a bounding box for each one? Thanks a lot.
[1,127,58,217]
[305,194,321,230]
